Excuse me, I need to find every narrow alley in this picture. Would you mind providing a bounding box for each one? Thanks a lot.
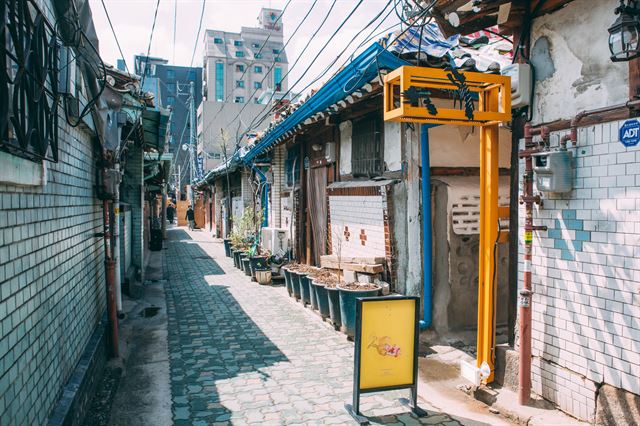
[151,227,468,425]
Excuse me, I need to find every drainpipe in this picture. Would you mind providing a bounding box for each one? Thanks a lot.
[419,124,432,330]
[102,199,119,358]
[518,123,548,404]
[113,163,123,315]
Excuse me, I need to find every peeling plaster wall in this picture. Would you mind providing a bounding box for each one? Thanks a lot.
[427,124,512,168]
[530,0,628,125]
[339,121,352,176]
[384,121,403,172]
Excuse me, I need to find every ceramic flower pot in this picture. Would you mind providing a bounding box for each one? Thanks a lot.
[282,267,293,296]
[311,280,330,319]
[298,273,312,306]
[241,257,252,276]
[325,286,341,329]
[338,284,381,337]
[290,270,302,300]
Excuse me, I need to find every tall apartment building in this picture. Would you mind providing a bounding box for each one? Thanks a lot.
[198,8,288,170]
[126,55,203,197]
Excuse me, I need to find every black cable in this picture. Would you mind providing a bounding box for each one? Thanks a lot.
[244,0,431,135]
[189,0,207,67]
[140,0,161,88]
[200,0,324,141]
[215,0,295,115]
[100,0,131,75]
[239,0,395,136]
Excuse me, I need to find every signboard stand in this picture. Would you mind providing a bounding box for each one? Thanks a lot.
[345,296,426,424]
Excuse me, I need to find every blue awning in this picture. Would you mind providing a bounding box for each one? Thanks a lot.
[241,42,408,164]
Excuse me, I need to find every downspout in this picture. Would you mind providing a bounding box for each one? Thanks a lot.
[518,123,548,404]
[419,124,432,330]
[102,198,119,357]
[113,163,122,315]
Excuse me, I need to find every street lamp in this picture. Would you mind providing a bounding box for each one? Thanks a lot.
[608,0,640,62]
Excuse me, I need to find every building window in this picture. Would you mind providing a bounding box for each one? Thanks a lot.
[235,51,244,57]
[167,96,175,105]
[234,40,243,46]
[352,113,383,177]
[167,82,176,93]
[251,43,260,48]
[214,37,223,44]
[236,64,245,72]
[167,69,175,79]
[272,49,280,54]
[254,82,262,89]
[215,62,224,102]
[285,149,300,187]
[274,57,281,62]
[255,53,262,59]
[254,97,261,104]
[236,80,245,88]
[254,65,263,73]
[234,96,245,103]
[274,66,282,91]
[188,69,196,80]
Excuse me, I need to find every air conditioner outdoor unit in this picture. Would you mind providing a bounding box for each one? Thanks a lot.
[261,227,290,256]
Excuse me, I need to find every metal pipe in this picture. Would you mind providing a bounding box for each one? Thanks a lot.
[102,199,119,357]
[518,123,548,404]
[113,163,122,314]
[419,124,433,330]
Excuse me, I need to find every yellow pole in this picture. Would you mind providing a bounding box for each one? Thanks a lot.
[477,88,500,383]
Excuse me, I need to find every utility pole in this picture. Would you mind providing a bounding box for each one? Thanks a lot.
[189,81,197,205]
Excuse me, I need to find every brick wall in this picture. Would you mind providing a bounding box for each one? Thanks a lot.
[520,120,640,422]
[0,122,106,424]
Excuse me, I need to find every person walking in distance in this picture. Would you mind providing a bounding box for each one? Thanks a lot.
[186,205,195,230]
[166,204,175,224]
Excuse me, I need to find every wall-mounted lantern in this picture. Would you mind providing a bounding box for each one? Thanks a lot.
[608,0,640,62]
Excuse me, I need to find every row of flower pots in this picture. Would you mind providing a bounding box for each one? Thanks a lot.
[224,239,272,285]
[282,264,381,338]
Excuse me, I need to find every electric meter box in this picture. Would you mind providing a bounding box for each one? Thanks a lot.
[533,150,573,193]
[501,63,532,109]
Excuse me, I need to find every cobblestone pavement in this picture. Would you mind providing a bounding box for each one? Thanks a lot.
[164,228,464,425]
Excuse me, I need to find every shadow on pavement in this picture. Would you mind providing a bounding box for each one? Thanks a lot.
[165,229,289,424]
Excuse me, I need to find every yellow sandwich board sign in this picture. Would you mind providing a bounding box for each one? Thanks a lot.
[346,296,426,423]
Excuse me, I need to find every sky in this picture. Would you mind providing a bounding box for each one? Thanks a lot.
[89,0,402,98]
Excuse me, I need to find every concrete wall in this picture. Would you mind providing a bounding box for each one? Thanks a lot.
[529,0,628,125]
[122,143,144,283]
[0,127,106,423]
[339,121,352,176]
[431,177,510,334]
[519,120,640,421]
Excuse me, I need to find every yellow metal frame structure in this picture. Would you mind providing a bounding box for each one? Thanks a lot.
[383,66,512,383]
[383,66,511,126]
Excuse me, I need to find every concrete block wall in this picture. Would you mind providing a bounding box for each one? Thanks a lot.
[519,120,640,422]
[0,123,106,424]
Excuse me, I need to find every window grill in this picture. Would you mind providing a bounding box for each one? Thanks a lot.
[351,113,383,177]
[1,0,60,162]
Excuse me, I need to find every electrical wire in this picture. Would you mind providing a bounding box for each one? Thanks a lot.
[189,0,207,67]
[215,0,294,116]
[220,0,354,140]
[99,0,131,75]
[199,0,321,143]
[140,0,161,89]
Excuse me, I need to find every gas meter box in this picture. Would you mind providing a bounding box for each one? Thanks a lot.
[532,150,573,193]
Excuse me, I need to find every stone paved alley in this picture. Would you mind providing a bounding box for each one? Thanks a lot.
[162,227,474,425]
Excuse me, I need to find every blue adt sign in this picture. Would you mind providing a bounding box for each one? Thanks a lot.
[619,119,640,147]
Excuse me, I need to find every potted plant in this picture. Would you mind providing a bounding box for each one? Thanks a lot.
[288,263,303,300]
[310,269,337,321]
[223,238,232,257]
[296,265,316,306]
[338,282,381,338]
[281,262,296,297]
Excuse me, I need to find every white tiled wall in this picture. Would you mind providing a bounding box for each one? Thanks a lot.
[519,120,640,422]
[329,195,386,258]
